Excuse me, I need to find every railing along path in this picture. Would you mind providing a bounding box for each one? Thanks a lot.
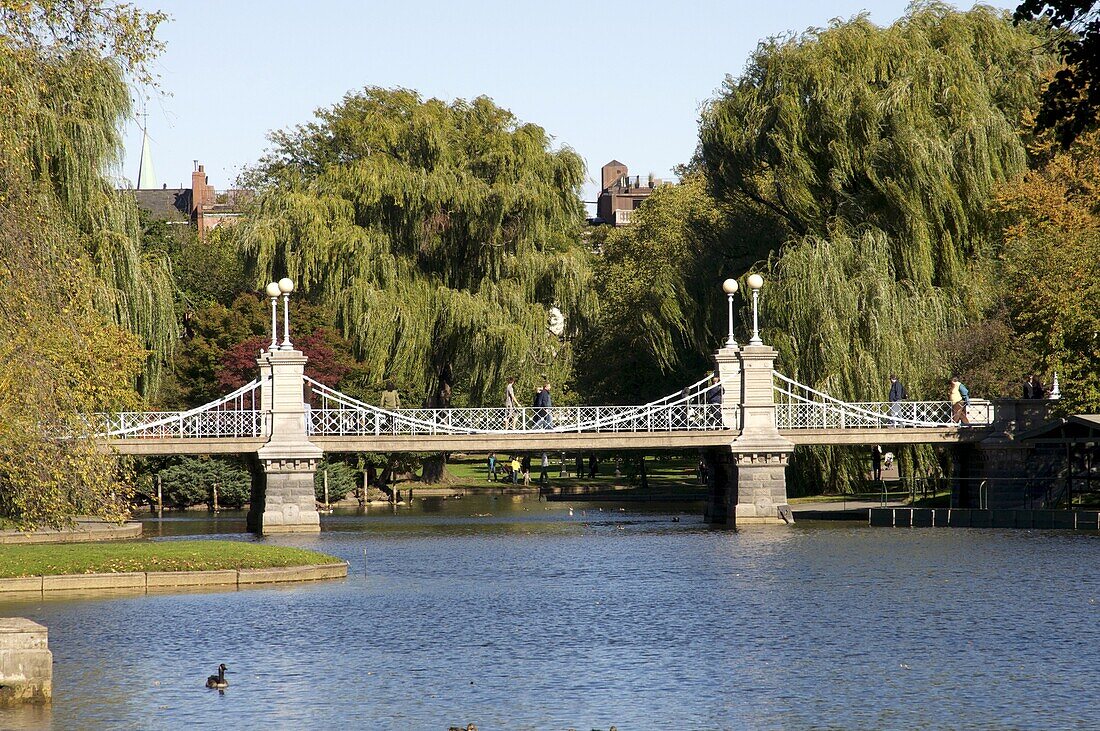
[306,376,725,436]
[94,379,266,439]
[773,373,993,429]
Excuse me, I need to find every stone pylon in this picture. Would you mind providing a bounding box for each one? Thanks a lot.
[249,348,321,534]
[730,344,795,524]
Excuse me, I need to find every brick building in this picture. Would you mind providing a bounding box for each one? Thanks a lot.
[131,162,249,239]
[594,160,668,226]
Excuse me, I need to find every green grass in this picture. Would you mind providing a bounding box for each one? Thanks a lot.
[441,454,704,492]
[0,540,342,578]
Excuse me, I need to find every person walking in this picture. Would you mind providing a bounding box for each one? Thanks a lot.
[949,376,970,425]
[1030,374,1046,399]
[871,445,883,482]
[888,374,907,425]
[504,376,518,429]
[539,452,550,487]
[705,375,724,405]
[487,453,497,482]
[521,454,531,486]
[587,453,598,479]
[380,380,401,410]
[533,381,552,430]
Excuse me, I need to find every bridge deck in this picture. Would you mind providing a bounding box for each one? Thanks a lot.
[106,437,268,456]
[102,426,985,456]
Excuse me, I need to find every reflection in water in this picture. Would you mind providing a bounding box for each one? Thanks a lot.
[0,496,1097,729]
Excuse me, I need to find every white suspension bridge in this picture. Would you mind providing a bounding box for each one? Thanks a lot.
[92,277,1036,532]
[96,370,994,454]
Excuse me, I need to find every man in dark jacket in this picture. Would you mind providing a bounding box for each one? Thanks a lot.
[533,382,552,429]
[705,376,724,405]
[888,374,907,425]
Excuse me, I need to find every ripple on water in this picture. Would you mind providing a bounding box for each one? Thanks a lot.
[0,500,1096,730]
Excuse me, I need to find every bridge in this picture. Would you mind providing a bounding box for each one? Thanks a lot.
[94,278,1042,533]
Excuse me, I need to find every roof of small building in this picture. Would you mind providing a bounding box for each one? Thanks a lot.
[1018,414,1100,443]
[131,188,191,221]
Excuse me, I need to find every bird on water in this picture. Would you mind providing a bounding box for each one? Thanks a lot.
[205,664,229,689]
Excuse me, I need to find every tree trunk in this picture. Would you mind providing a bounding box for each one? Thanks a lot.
[421,361,454,484]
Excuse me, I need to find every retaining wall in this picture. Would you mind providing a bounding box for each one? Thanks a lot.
[0,562,348,596]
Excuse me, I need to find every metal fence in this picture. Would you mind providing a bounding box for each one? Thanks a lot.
[94,379,266,439]
[306,376,726,436]
[774,373,994,429]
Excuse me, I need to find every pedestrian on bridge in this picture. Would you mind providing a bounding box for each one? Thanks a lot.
[533,382,552,430]
[949,376,970,424]
[888,374,907,425]
[380,381,401,410]
[705,376,723,405]
[504,376,519,428]
[1030,374,1046,399]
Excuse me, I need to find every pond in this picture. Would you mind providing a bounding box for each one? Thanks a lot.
[0,496,1097,730]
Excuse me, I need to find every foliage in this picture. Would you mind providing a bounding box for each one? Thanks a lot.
[156,457,250,510]
[140,210,248,309]
[0,2,177,393]
[314,459,360,503]
[701,3,1051,287]
[160,293,360,408]
[236,88,593,411]
[0,540,341,578]
[1014,1,1100,147]
[576,175,729,402]
[0,167,145,528]
[583,5,1057,493]
[0,0,166,85]
[992,129,1100,411]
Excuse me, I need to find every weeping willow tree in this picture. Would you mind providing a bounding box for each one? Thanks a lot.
[691,4,1057,492]
[0,1,174,526]
[1,2,177,393]
[238,88,593,411]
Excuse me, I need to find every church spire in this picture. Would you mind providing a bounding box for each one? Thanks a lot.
[137,111,157,189]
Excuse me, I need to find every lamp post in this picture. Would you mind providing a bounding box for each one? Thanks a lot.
[722,278,739,348]
[278,277,294,349]
[747,273,764,346]
[265,281,281,351]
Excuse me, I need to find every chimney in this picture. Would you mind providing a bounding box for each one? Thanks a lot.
[191,164,207,215]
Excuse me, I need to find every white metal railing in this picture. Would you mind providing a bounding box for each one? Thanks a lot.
[95,379,267,439]
[306,376,727,436]
[773,372,994,429]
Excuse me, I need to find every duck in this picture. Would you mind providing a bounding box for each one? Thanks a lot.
[205,664,229,689]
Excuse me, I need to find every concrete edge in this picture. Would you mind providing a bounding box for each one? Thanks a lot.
[238,563,348,585]
[0,522,142,545]
[2,562,348,596]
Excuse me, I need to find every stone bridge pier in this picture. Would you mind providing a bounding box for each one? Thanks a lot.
[246,347,321,535]
[704,342,795,527]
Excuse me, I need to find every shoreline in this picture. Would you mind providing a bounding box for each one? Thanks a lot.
[0,562,348,597]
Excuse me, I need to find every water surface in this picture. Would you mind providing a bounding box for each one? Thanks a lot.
[0,497,1096,730]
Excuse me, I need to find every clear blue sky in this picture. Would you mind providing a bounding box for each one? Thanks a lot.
[122,0,1016,205]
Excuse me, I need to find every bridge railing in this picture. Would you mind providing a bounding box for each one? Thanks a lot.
[774,373,994,429]
[306,376,726,435]
[309,404,725,436]
[97,409,267,439]
[95,379,267,439]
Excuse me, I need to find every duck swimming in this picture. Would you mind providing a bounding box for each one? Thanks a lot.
[205,664,228,689]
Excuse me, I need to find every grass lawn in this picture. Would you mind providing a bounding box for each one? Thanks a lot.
[441,453,705,493]
[0,540,342,578]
